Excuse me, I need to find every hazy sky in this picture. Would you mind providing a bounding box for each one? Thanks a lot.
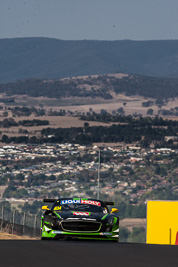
[1,0,178,40]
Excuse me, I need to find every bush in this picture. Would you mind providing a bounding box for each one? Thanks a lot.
[119,227,130,242]
[128,227,146,243]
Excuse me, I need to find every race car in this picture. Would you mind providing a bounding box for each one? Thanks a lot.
[41,198,119,241]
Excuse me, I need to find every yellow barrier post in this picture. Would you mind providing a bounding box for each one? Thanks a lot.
[147,200,178,245]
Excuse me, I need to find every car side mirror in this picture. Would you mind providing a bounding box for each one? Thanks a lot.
[42,205,49,210]
[111,208,118,213]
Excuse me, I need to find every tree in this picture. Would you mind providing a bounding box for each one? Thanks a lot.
[160,166,167,176]
[154,165,160,175]
[128,227,146,243]
[84,122,89,128]
[16,173,25,181]
[147,109,154,115]
[120,227,130,242]
[117,107,125,115]
[2,135,9,143]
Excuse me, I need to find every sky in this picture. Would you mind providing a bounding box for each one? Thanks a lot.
[1,0,178,40]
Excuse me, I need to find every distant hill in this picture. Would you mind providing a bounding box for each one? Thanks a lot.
[1,38,178,83]
[0,73,178,100]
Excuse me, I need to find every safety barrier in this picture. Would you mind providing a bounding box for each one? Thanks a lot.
[0,206,41,237]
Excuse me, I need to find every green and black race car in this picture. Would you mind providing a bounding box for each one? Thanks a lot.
[41,198,119,241]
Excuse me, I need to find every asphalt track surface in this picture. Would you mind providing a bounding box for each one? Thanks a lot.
[0,240,178,267]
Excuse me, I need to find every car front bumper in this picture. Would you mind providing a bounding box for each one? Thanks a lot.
[41,229,119,241]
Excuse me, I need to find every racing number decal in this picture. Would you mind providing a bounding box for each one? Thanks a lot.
[54,206,62,211]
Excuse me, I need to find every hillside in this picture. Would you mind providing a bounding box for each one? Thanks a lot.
[0,73,178,100]
[1,38,178,83]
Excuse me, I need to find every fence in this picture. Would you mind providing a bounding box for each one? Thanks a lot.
[0,206,41,237]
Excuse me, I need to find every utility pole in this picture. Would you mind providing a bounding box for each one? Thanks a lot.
[12,209,16,235]
[23,212,26,236]
[34,214,37,237]
[97,148,100,199]
[1,206,4,232]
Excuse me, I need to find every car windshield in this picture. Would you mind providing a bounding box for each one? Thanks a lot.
[52,203,108,214]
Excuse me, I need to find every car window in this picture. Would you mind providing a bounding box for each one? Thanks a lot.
[52,203,108,214]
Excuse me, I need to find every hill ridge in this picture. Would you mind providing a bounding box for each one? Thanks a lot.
[0,73,178,100]
[1,38,178,83]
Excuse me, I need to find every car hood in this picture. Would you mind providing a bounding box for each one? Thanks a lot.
[54,211,110,222]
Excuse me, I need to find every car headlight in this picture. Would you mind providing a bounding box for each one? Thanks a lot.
[107,217,114,226]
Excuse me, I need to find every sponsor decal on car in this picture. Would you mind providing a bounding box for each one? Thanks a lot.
[81,200,101,206]
[52,231,63,234]
[100,232,112,236]
[61,199,80,204]
[72,212,90,216]
[54,206,62,210]
[61,199,101,206]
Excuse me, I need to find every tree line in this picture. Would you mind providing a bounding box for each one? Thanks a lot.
[0,118,49,128]
[1,116,178,148]
[1,73,178,100]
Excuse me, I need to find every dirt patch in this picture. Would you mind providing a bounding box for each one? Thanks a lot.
[0,232,39,240]
[2,92,178,117]
[61,73,128,80]
[1,93,178,137]
[107,73,129,78]
[0,115,117,138]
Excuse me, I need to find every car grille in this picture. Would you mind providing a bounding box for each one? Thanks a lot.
[61,221,101,232]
